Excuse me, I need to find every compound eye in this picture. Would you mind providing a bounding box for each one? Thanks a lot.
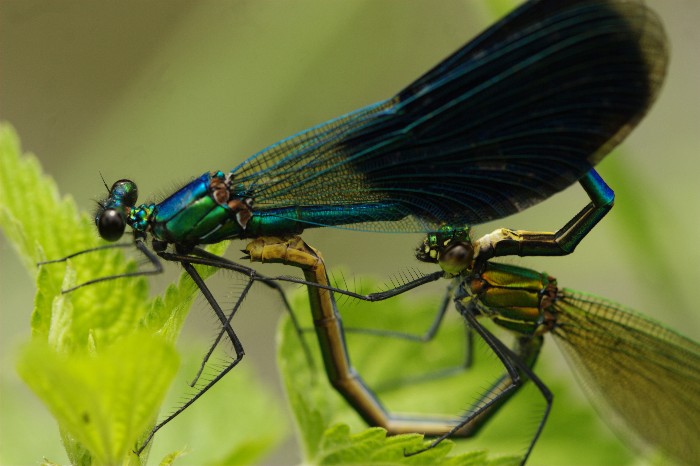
[439,243,473,275]
[111,179,138,206]
[98,208,126,242]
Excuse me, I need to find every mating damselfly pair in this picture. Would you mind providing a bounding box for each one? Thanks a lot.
[4,0,699,464]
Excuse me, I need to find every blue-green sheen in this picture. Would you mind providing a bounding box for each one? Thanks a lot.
[101,0,667,247]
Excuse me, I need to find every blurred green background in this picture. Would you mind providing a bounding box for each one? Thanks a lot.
[1,1,699,464]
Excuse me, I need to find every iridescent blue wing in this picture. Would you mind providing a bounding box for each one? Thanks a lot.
[232,0,667,233]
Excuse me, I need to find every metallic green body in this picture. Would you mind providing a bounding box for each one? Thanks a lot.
[133,171,405,246]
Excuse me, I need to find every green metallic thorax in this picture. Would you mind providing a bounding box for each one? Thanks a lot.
[132,172,248,245]
[127,171,406,247]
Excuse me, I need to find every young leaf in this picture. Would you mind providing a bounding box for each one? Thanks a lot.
[17,333,179,466]
[0,123,286,464]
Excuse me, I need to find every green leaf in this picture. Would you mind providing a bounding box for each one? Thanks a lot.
[314,425,464,465]
[157,449,186,466]
[1,123,285,464]
[0,125,150,351]
[17,332,179,466]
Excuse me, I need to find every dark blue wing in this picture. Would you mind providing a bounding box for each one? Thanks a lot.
[232,0,667,233]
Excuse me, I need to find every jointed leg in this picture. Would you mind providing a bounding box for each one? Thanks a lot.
[39,239,164,293]
[136,262,248,454]
[156,247,314,386]
[476,170,614,260]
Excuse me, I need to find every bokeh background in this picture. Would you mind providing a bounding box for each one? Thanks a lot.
[2,0,699,464]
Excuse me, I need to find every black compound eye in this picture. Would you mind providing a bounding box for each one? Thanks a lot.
[111,179,138,207]
[98,208,126,242]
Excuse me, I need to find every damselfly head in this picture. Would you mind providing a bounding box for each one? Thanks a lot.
[95,179,139,242]
[416,226,473,275]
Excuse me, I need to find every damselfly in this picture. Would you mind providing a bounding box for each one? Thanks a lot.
[243,226,700,465]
